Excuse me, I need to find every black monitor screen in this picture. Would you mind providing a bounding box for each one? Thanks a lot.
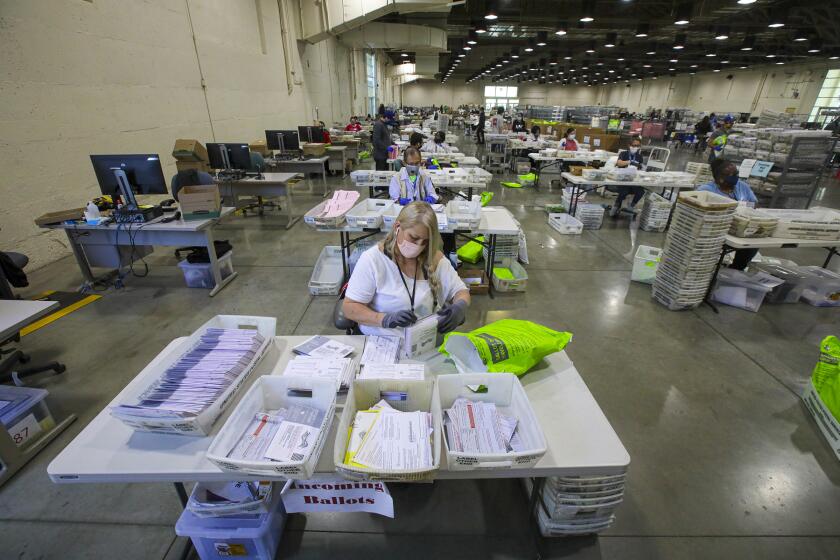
[90,154,167,196]
[207,143,251,170]
[265,130,300,151]
[297,126,325,144]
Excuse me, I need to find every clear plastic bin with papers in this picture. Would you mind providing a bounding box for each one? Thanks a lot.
[206,376,336,478]
[712,269,783,312]
[798,266,840,307]
[436,373,547,471]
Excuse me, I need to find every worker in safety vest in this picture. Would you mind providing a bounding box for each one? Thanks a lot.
[388,147,439,205]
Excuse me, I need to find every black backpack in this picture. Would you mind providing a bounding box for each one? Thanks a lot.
[0,252,28,288]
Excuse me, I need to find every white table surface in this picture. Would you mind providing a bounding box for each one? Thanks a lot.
[530,152,616,162]
[310,206,515,236]
[42,207,235,232]
[560,172,697,190]
[48,335,629,483]
[0,300,59,341]
[268,156,329,167]
[724,235,840,249]
[217,172,299,185]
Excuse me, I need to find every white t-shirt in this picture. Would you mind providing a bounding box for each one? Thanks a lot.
[346,246,468,336]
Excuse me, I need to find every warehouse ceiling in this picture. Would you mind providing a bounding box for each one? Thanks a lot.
[376,0,840,85]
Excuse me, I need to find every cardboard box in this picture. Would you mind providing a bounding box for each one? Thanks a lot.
[175,160,211,173]
[302,143,327,157]
[34,208,85,226]
[458,268,489,295]
[178,184,221,220]
[569,165,587,176]
[172,139,208,162]
[249,140,269,156]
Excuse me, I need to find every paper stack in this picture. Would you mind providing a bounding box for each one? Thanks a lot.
[111,328,265,420]
[639,192,674,232]
[226,403,325,464]
[344,400,433,472]
[443,398,524,454]
[293,336,355,359]
[526,473,626,536]
[358,363,425,381]
[187,481,273,518]
[360,335,401,365]
[282,356,355,392]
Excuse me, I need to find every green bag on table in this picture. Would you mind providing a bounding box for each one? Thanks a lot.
[812,336,840,421]
[440,319,573,377]
[480,192,494,206]
[456,235,484,264]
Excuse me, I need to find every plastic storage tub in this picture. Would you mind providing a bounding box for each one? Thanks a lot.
[206,376,336,478]
[309,246,344,296]
[798,266,840,307]
[0,386,56,449]
[436,373,547,471]
[303,200,347,229]
[631,245,662,284]
[446,199,482,229]
[749,262,810,303]
[188,482,274,518]
[178,252,234,289]
[548,213,583,235]
[175,486,287,560]
[492,259,529,293]
[346,199,394,228]
[334,377,441,482]
[381,205,401,230]
[712,269,781,312]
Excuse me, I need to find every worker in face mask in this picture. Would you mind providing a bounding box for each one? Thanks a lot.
[421,131,453,154]
[610,137,646,218]
[560,127,578,151]
[388,147,439,205]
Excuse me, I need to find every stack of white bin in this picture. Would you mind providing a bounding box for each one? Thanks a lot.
[527,473,626,536]
[652,191,737,310]
[639,193,674,232]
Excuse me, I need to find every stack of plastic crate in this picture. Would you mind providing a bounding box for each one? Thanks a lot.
[685,162,712,188]
[574,203,605,230]
[483,235,519,263]
[639,192,674,232]
[652,191,737,310]
[526,473,626,537]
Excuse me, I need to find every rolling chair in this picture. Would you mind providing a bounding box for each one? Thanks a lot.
[242,152,280,216]
[0,252,66,384]
[333,284,361,335]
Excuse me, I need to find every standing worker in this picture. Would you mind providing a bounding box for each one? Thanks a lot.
[476,108,486,144]
[694,115,712,152]
[490,107,505,134]
[560,128,578,150]
[610,137,646,217]
[708,116,733,163]
[698,159,758,269]
[372,110,391,171]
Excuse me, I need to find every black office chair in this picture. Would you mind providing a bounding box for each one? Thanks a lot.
[0,252,66,384]
[333,284,361,335]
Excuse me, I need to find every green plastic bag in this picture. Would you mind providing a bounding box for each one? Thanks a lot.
[501,182,523,188]
[457,235,484,264]
[440,319,573,377]
[493,267,515,280]
[359,150,371,161]
[812,336,840,421]
[480,192,494,206]
[518,173,536,182]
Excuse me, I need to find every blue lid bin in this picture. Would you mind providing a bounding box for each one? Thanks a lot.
[175,486,286,560]
[0,386,56,449]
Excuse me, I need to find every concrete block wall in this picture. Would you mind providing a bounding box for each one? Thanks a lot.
[0,0,360,270]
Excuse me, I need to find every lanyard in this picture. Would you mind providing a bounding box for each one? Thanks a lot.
[396,261,418,311]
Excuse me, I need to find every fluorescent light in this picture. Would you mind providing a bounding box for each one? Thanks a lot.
[737,0,756,4]
[400,53,408,57]
[635,23,649,38]
[580,16,593,22]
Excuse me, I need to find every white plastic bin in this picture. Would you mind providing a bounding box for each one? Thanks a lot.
[309,246,344,296]
[175,485,287,560]
[110,315,276,436]
[207,376,336,478]
[188,482,274,518]
[798,266,840,307]
[492,259,528,293]
[334,378,441,482]
[446,199,481,229]
[631,246,662,284]
[0,386,56,449]
[712,269,781,312]
[381,205,401,230]
[749,263,810,303]
[548,213,583,235]
[346,199,394,228]
[436,373,547,471]
[178,252,234,289]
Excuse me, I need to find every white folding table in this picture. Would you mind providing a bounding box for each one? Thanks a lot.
[41,208,237,296]
[559,172,697,216]
[47,334,629,538]
[216,173,301,229]
[0,300,58,342]
[267,156,330,197]
[529,152,617,186]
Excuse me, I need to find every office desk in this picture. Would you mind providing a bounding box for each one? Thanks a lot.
[216,173,300,229]
[267,156,330,197]
[330,139,360,163]
[325,146,348,176]
[1,299,77,488]
[41,208,236,296]
[48,334,629,492]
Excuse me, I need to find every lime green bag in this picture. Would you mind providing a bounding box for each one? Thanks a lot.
[812,336,840,421]
[440,319,573,377]
[501,181,523,188]
[457,236,484,264]
[480,192,494,206]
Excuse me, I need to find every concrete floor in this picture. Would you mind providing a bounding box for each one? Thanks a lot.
[2,136,840,559]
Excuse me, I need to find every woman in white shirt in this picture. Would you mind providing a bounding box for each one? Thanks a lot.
[421,131,453,154]
[343,202,470,336]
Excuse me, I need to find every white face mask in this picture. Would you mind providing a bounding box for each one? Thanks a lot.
[630,147,640,154]
[569,134,576,140]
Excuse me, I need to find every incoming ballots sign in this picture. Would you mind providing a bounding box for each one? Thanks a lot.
[281,479,394,517]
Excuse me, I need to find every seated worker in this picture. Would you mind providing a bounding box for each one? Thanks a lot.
[529,125,541,142]
[610,137,645,217]
[560,127,578,151]
[699,159,758,270]
[511,116,527,133]
[345,116,362,132]
[317,121,332,144]
[389,147,439,205]
[394,132,425,172]
[343,202,470,335]
[170,168,213,201]
[421,131,453,154]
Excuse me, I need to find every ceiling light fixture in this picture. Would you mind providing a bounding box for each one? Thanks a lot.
[537,31,548,47]
[635,23,650,38]
[646,43,657,55]
[511,48,520,59]
[737,0,756,4]
[808,39,822,53]
[604,32,617,48]
[555,20,568,36]
[524,41,535,53]
[740,36,755,51]
[484,1,498,20]
[400,53,408,57]
[715,26,730,40]
[793,30,808,42]
[767,8,786,28]
[579,0,594,22]
[674,4,691,25]
[467,31,478,45]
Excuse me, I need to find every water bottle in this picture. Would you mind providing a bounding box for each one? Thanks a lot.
[84,201,101,223]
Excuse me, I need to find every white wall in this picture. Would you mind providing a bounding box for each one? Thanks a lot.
[400,81,485,107]
[0,0,368,269]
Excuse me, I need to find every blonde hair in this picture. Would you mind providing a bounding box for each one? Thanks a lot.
[381,202,444,309]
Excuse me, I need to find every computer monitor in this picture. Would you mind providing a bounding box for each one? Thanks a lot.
[207,143,252,170]
[297,126,325,144]
[90,154,167,208]
[265,130,300,151]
